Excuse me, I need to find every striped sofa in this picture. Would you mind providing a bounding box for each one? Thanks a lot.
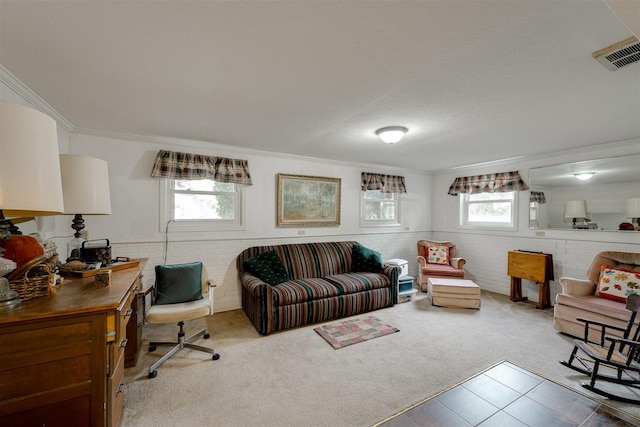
[238,241,400,335]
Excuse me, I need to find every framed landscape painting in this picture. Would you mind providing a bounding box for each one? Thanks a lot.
[277,173,341,227]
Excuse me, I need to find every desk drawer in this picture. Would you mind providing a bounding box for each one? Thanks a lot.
[0,314,105,426]
[118,287,135,337]
[109,286,135,374]
[108,350,125,427]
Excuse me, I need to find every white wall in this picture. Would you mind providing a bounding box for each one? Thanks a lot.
[3,80,639,313]
[56,131,431,311]
[430,139,640,304]
[67,133,639,312]
[63,132,431,243]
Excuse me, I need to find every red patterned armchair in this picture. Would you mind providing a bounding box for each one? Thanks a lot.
[416,240,466,291]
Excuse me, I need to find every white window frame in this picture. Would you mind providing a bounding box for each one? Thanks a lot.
[529,201,539,229]
[459,191,518,230]
[159,178,245,232]
[360,190,402,228]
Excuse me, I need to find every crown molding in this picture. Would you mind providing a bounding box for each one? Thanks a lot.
[0,64,75,132]
[74,127,431,175]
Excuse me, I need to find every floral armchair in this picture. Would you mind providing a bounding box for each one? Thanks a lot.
[416,240,466,291]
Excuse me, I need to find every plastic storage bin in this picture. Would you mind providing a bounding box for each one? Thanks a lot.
[385,259,408,277]
[398,275,414,293]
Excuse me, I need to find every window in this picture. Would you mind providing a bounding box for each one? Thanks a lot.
[529,202,539,228]
[160,178,244,232]
[460,191,517,229]
[361,190,401,227]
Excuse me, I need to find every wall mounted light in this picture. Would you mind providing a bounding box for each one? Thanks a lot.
[375,126,408,144]
[574,172,595,181]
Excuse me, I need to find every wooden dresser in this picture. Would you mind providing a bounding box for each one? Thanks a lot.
[0,259,146,427]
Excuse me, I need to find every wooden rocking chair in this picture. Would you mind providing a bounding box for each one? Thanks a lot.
[560,294,640,404]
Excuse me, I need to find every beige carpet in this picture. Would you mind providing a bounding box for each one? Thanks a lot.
[122,291,640,426]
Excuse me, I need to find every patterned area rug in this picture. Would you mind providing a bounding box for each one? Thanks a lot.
[314,316,399,349]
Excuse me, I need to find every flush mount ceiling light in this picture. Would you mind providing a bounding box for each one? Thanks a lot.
[375,126,408,144]
[574,172,595,181]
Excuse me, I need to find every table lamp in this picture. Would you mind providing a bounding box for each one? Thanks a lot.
[564,200,587,229]
[0,100,65,311]
[59,154,112,261]
[627,198,640,231]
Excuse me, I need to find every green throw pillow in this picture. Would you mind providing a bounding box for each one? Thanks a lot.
[154,262,203,305]
[243,250,290,285]
[352,244,384,273]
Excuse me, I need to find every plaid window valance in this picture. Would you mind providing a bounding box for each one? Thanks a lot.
[361,172,407,193]
[150,150,253,185]
[447,171,528,196]
[530,191,546,204]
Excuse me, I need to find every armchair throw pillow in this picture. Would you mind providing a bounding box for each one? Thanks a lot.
[154,262,203,305]
[426,246,450,265]
[597,265,640,303]
[351,244,384,273]
[243,250,290,285]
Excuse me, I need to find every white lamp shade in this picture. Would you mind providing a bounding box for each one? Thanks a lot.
[0,100,64,216]
[564,200,587,219]
[60,154,112,215]
[627,198,640,219]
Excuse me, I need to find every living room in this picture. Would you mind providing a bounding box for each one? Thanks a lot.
[1,1,639,426]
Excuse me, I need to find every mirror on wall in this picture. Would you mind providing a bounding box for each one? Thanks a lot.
[528,155,640,231]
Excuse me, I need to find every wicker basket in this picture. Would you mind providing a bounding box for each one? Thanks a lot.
[9,261,55,302]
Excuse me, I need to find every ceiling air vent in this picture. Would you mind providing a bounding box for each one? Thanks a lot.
[593,36,640,71]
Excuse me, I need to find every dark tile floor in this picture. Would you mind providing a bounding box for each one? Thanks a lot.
[377,361,639,427]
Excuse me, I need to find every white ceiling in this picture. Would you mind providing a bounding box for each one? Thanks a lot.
[1,1,639,172]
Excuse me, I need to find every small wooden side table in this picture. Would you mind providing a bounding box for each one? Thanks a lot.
[507,250,554,309]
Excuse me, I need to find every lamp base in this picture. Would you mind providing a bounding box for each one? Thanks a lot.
[67,236,86,262]
[571,218,588,229]
[71,214,85,239]
[0,277,20,312]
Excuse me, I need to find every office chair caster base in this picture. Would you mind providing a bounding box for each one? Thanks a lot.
[148,370,158,379]
[149,345,157,352]
[213,353,220,360]
[204,332,210,339]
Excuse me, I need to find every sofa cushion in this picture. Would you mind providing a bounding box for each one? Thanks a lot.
[351,244,384,273]
[596,265,640,302]
[243,250,290,285]
[154,262,203,305]
[555,293,633,323]
[553,306,632,341]
[421,263,465,277]
[277,241,353,279]
[586,251,640,284]
[427,246,449,265]
[272,273,390,305]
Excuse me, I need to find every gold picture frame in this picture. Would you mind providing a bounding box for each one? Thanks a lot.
[276,173,341,227]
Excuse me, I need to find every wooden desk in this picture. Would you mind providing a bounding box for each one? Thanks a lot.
[507,250,554,309]
[0,259,147,427]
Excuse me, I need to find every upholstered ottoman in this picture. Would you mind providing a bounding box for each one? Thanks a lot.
[427,278,481,309]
